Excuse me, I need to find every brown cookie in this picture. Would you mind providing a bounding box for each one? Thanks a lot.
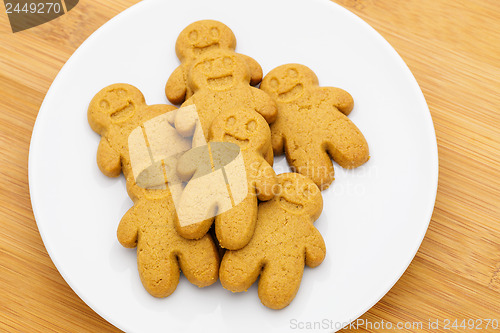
[174,109,277,250]
[165,20,263,104]
[219,173,325,309]
[260,64,369,190]
[172,48,277,150]
[87,83,178,192]
[117,187,220,298]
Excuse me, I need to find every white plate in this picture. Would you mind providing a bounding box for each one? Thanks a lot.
[28,0,438,332]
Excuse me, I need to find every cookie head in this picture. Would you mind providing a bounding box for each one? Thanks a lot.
[275,173,322,218]
[188,49,250,91]
[261,64,319,103]
[175,20,237,61]
[88,83,145,133]
[209,109,270,153]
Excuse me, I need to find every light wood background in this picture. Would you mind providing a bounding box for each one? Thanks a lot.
[0,0,498,332]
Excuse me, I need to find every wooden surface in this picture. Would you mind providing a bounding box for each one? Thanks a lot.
[0,0,498,332]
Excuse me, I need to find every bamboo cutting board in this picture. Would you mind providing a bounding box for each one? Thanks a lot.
[0,0,499,332]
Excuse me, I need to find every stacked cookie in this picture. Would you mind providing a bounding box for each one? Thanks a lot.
[88,20,369,310]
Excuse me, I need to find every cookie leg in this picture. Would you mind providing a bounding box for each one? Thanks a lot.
[174,168,231,239]
[219,248,264,293]
[137,242,179,298]
[175,217,214,240]
[258,258,304,310]
[285,142,335,190]
[176,234,220,287]
[215,194,258,250]
[324,118,369,169]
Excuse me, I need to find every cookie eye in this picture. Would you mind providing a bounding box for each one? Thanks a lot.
[246,120,256,132]
[269,78,279,90]
[109,88,127,97]
[116,88,126,96]
[226,116,236,127]
[282,180,293,192]
[223,56,233,67]
[202,59,213,72]
[302,185,311,198]
[210,27,220,39]
[99,99,110,109]
[287,68,298,78]
[189,30,199,43]
[302,183,318,199]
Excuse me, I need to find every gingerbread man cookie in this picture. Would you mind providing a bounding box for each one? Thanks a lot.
[88,83,195,197]
[173,48,277,147]
[175,109,277,250]
[260,64,369,189]
[88,84,176,180]
[219,173,325,309]
[165,20,263,104]
[117,186,220,298]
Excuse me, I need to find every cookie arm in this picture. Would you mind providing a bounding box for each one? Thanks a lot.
[175,100,208,147]
[180,141,217,182]
[165,65,187,105]
[176,152,198,183]
[175,99,199,137]
[251,88,278,124]
[304,226,326,268]
[96,137,121,177]
[237,54,263,86]
[317,87,354,116]
[255,161,278,201]
[117,207,139,248]
[271,123,285,156]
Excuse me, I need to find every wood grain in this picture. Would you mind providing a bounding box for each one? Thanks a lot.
[0,0,499,332]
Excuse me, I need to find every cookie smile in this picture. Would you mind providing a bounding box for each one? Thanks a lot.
[207,74,234,87]
[110,102,135,121]
[193,43,220,56]
[223,134,249,147]
[279,197,304,212]
[278,84,303,101]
